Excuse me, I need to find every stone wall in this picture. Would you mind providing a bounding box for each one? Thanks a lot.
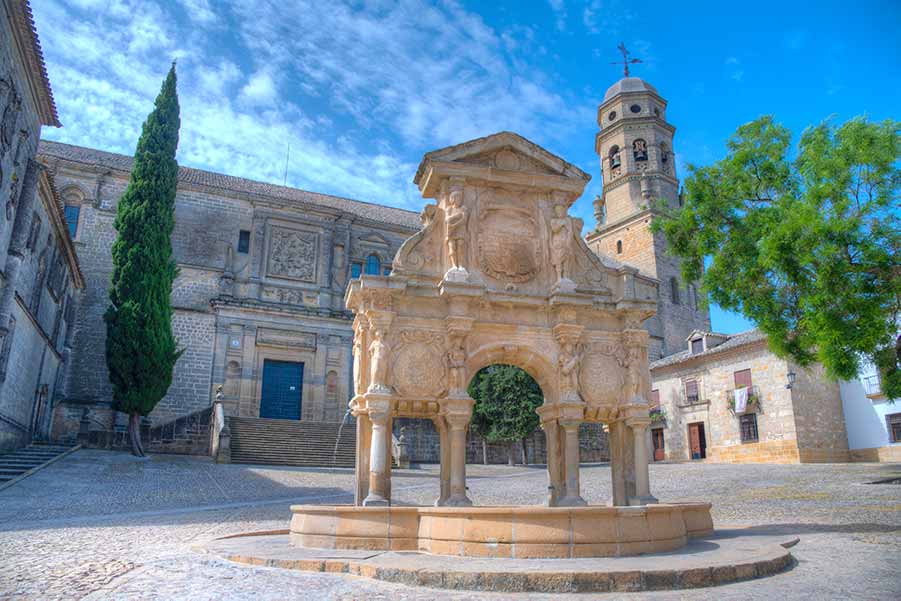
[39,145,418,443]
[790,362,849,463]
[394,418,609,465]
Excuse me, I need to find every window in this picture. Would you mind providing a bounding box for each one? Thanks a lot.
[616,240,623,254]
[365,254,380,275]
[739,414,759,443]
[886,413,901,443]
[734,369,753,390]
[684,379,699,404]
[64,205,80,238]
[633,138,648,161]
[650,389,660,408]
[670,277,680,305]
[630,104,642,114]
[237,230,250,253]
[382,266,391,276]
[608,111,617,121]
[608,145,621,169]
[350,262,362,279]
[690,338,703,354]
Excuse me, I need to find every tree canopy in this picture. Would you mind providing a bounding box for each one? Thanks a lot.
[468,365,542,445]
[104,64,183,455]
[654,116,900,397]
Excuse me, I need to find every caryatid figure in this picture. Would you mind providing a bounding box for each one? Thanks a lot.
[445,185,468,271]
[558,341,583,399]
[368,328,391,392]
[352,336,363,395]
[624,344,643,401]
[550,204,574,283]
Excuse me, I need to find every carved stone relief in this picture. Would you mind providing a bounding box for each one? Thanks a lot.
[477,191,540,283]
[260,285,319,307]
[267,227,318,283]
[392,330,447,398]
[256,328,317,350]
[578,340,626,405]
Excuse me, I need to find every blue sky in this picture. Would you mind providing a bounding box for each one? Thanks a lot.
[32,0,900,334]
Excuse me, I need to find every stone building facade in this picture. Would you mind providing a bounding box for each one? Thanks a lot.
[648,329,850,464]
[0,0,86,452]
[38,141,419,444]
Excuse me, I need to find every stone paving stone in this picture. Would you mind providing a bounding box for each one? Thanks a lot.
[0,449,898,599]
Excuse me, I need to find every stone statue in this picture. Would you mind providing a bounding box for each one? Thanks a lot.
[368,328,391,392]
[446,334,467,393]
[550,204,574,285]
[624,344,643,401]
[558,340,583,397]
[445,186,467,271]
[352,336,363,395]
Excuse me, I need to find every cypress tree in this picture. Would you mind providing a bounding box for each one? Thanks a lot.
[104,63,183,457]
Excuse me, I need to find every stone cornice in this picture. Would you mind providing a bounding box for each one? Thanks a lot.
[36,165,85,289]
[3,0,60,126]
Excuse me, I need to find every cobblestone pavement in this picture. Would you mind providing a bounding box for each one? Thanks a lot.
[1,450,899,600]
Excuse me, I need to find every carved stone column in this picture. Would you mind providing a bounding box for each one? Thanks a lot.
[537,405,564,506]
[432,416,450,506]
[558,418,587,506]
[353,410,371,505]
[627,417,658,506]
[443,396,473,506]
[363,403,392,506]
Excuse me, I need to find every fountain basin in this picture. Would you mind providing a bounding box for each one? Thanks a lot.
[289,503,713,558]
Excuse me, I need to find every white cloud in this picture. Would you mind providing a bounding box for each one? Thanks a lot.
[239,71,278,107]
[32,0,592,210]
[547,0,567,31]
[178,0,221,26]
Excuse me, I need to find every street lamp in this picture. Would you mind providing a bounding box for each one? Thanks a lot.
[785,371,796,390]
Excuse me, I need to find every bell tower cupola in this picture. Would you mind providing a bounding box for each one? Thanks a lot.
[586,75,710,359]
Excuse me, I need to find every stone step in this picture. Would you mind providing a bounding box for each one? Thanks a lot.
[227,417,356,468]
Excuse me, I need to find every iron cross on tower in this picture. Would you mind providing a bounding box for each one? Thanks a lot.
[612,42,643,77]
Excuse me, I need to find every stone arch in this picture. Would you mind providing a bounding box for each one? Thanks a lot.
[464,343,558,404]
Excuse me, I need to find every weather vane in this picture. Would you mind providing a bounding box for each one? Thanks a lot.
[612,42,642,77]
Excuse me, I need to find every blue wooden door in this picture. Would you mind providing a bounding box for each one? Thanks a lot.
[260,360,303,420]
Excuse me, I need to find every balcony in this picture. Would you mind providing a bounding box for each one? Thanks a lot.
[863,374,885,400]
[726,386,761,415]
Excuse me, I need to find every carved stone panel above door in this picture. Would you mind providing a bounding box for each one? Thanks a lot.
[266,226,319,283]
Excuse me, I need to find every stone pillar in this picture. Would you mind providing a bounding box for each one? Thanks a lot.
[432,416,450,506]
[540,417,563,506]
[445,412,472,506]
[363,409,391,506]
[558,419,587,506]
[628,419,658,505]
[608,420,627,506]
[354,412,372,505]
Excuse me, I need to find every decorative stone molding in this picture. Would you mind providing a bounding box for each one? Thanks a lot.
[266,227,318,283]
[256,328,316,350]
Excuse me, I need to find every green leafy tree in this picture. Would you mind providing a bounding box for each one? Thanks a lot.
[104,64,183,456]
[468,365,543,465]
[654,116,900,398]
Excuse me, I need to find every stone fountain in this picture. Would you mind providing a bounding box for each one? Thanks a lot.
[200,133,798,592]
[288,131,713,558]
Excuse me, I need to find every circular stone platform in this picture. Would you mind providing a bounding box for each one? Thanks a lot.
[289,503,713,558]
[196,529,797,593]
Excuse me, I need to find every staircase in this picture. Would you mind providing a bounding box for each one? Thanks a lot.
[0,442,79,489]
[228,417,356,467]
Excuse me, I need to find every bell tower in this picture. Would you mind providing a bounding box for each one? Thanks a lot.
[585,77,710,360]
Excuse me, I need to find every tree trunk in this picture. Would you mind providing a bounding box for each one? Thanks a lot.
[507,442,515,465]
[521,438,527,465]
[482,438,488,465]
[128,412,145,457]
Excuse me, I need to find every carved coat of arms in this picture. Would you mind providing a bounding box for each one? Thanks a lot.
[477,199,540,283]
[267,227,318,282]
